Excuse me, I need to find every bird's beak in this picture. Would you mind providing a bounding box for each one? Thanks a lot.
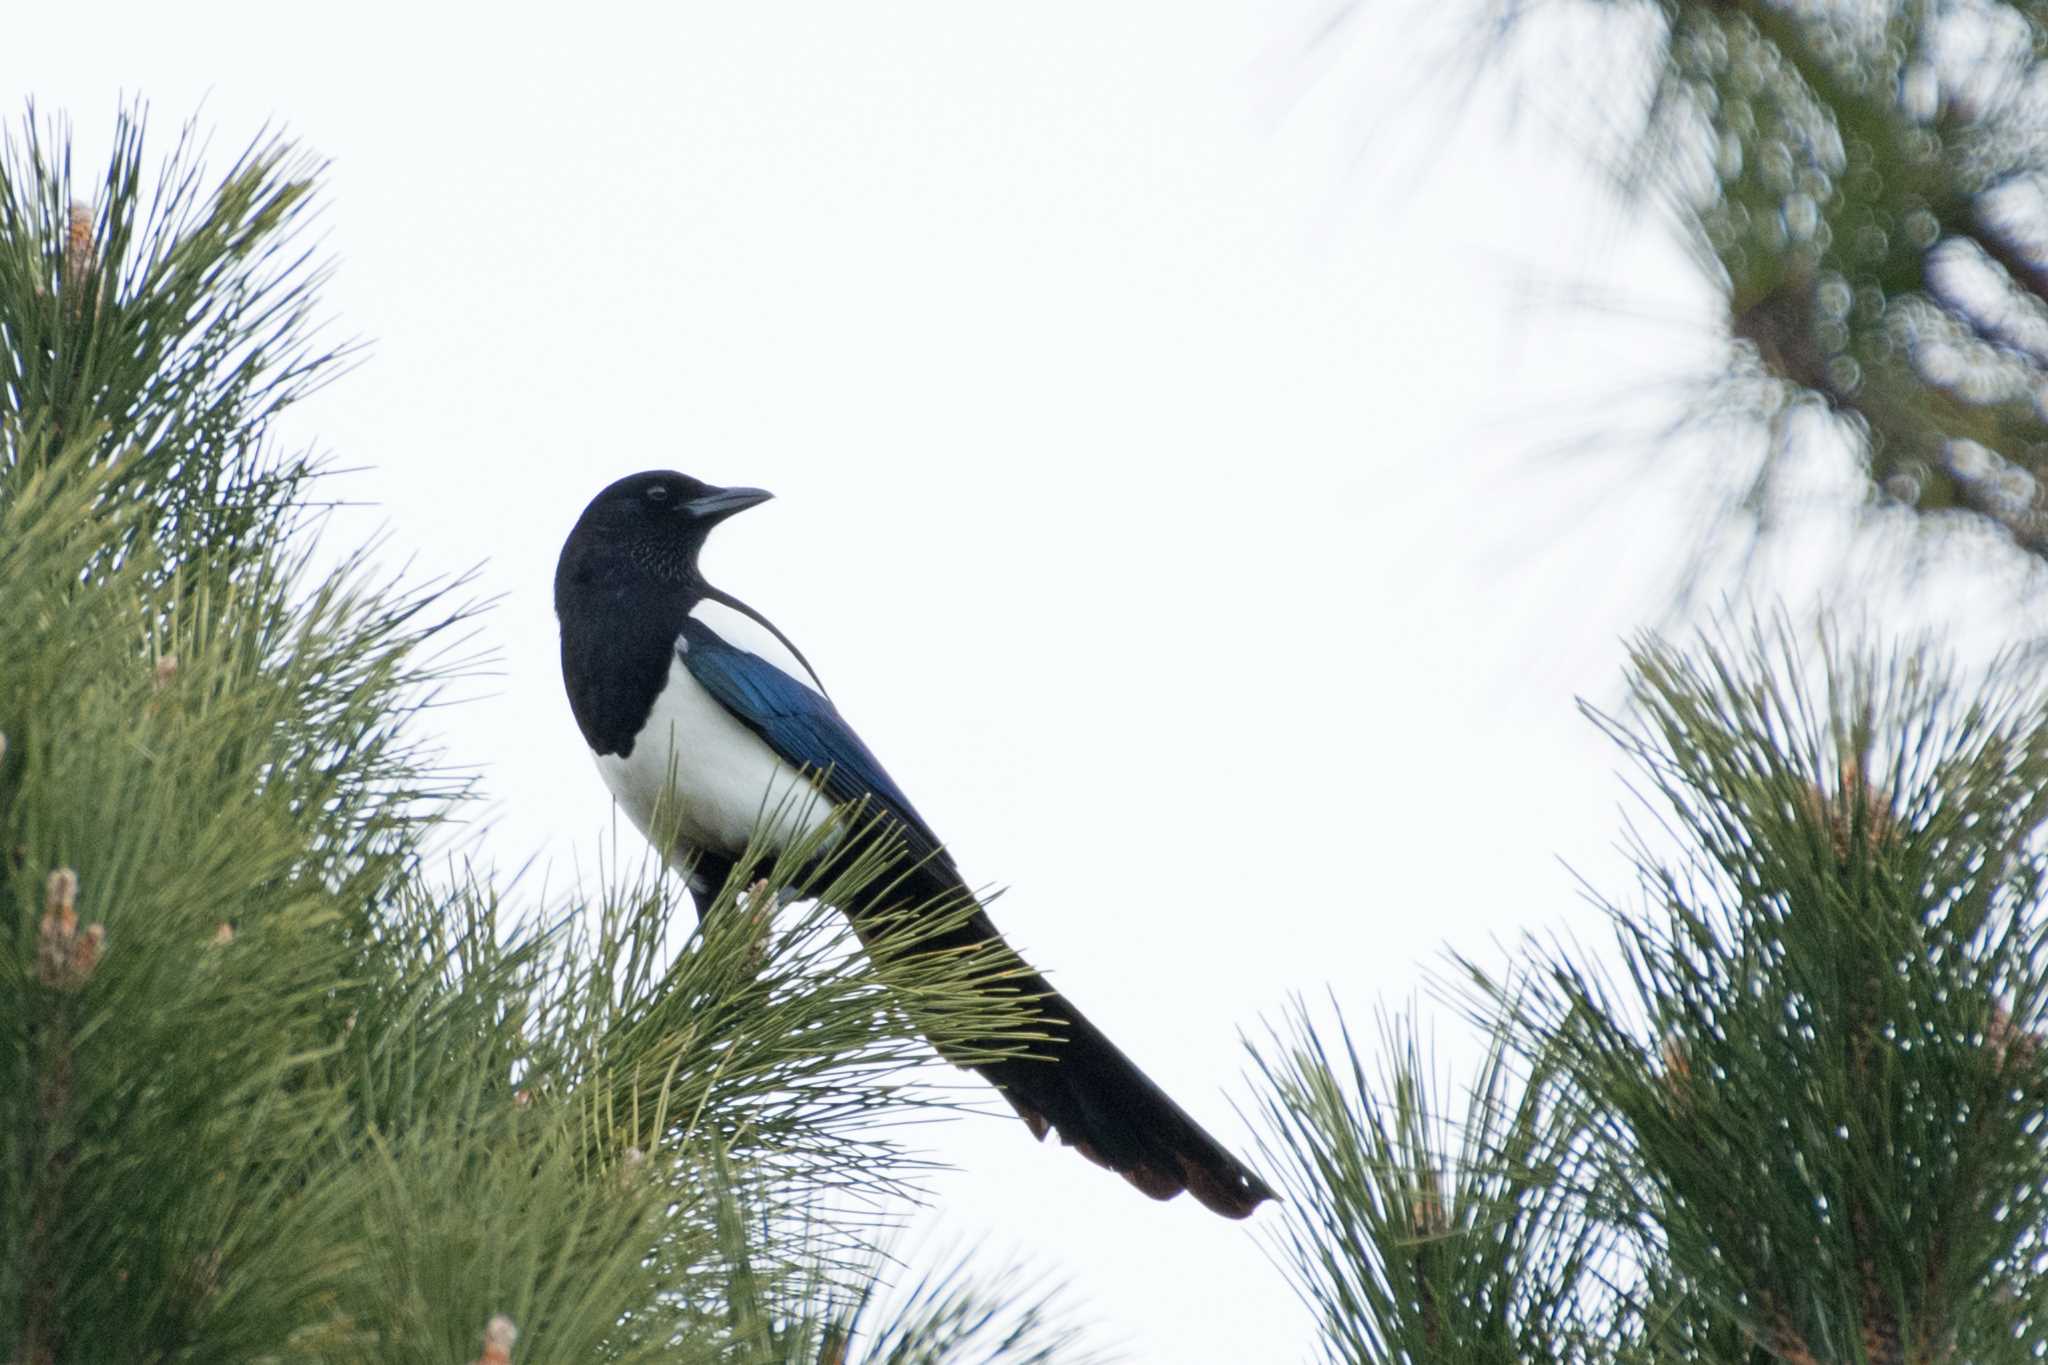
[685,485,774,522]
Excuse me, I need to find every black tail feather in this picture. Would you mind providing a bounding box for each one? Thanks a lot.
[975,982,1276,1219]
[841,859,1275,1220]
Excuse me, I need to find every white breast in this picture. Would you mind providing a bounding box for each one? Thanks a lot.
[595,647,834,892]
[598,654,835,892]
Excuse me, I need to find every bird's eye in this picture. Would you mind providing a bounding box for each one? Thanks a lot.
[644,486,671,503]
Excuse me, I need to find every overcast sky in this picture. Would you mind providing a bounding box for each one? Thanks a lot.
[24,2,2033,1359]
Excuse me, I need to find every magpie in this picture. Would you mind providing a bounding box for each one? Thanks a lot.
[554,470,1274,1219]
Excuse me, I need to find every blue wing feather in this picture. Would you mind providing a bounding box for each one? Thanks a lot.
[677,617,952,866]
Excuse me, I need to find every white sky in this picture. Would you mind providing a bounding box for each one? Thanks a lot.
[25,2,2039,1360]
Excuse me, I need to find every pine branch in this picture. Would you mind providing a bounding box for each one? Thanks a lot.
[15,868,105,1365]
[1471,614,2048,1360]
[558,818,1059,1212]
[1247,1001,1621,1363]
[0,103,350,585]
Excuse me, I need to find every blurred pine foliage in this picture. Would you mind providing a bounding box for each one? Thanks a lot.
[1487,0,2048,557]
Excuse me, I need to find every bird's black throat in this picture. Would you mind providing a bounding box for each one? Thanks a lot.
[554,541,699,758]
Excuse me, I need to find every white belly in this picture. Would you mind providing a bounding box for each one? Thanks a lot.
[595,656,835,890]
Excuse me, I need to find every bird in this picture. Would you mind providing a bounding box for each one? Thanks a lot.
[554,469,1275,1219]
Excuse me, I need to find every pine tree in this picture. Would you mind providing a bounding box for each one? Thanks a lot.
[0,107,1102,1365]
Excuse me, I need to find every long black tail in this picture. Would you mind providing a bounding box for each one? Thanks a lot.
[974,951,1277,1219]
[847,863,1275,1220]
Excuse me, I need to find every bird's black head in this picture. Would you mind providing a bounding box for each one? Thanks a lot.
[556,470,773,591]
